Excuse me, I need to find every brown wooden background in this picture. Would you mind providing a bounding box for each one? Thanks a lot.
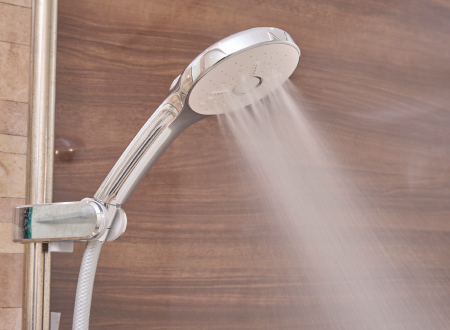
[51,0,450,329]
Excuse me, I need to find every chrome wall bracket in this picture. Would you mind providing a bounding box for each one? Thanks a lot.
[13,199,127,243]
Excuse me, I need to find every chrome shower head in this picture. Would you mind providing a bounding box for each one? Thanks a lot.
[94,27,300,207]
[173,27,300,115]
[66,29,300,330]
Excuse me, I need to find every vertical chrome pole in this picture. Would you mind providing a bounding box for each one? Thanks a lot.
[24,0,58,329]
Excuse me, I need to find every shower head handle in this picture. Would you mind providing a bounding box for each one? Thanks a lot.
[94,95,205,206]
[94,27,300,207]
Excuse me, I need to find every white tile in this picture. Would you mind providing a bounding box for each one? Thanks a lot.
[0,0,31,7]
[0,308,22,330]
[0,134,27,154]
[0,197,25,223]
[0,223,23,253]
[0,41,30,103]
[0,100,28,136]
[0,152,26,198]
[0,2,31,45]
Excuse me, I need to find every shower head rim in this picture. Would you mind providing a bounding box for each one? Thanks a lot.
[168,27,300,114]
[187,41,299,97]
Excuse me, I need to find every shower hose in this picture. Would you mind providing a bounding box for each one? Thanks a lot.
[72,240,103,330]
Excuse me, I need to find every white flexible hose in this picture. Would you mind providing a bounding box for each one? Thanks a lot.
[73,240,103,330]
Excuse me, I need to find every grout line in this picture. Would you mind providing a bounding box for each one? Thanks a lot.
[0,98,29,104]
[0,98,29,105]
[0,39,31,47]
[0,197,25,200]
[0,133,28,138]
[0,307,23,309]
[0,1,31,9]
[0,199,24,201]
[0,150,27,156]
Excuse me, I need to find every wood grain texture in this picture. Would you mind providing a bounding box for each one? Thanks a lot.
[51,0,450,329]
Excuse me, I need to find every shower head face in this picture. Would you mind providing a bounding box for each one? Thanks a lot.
[190,43,299,114]
[174,27,300,115]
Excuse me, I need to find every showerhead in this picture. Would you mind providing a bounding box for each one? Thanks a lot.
[59,28,300,330]
[172,27,300,115]
[95,27,300,207]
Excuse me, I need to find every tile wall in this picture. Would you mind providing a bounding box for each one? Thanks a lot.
[0,0,32,329]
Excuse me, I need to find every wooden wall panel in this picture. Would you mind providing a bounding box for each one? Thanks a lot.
[51,0,450,329]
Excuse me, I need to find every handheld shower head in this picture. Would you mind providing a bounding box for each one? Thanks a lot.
[95,27,300,207]
[72,28,300,330]
[176,27,300,114]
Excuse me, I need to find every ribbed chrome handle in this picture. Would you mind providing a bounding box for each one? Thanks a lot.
[94,99,179,205]
[94,94,206,206]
